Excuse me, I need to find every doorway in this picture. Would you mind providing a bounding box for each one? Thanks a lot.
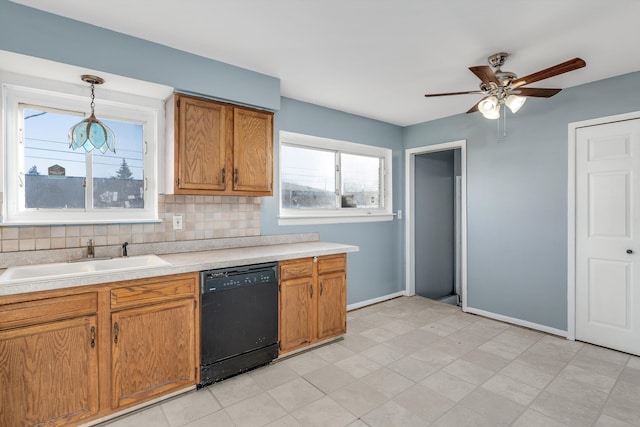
[569,113,640,356]
[405,140,467,310]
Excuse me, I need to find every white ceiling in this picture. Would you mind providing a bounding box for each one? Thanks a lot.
[12,0,640,126]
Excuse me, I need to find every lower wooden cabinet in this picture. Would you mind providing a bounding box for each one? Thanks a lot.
[0,272,199,427]
[279,254,347,354]
[0,315,99,427]
[111,299,196,408]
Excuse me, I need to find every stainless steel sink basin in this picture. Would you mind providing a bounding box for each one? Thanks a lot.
[0,255,171,284]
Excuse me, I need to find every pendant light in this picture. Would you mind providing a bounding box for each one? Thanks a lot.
[69,75,116,154]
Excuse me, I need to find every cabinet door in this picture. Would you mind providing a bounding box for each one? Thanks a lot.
[317,272,347,340]
[233,107,273,194]
[111,299,196,409]
[279,277,314,353]
[0,316,99,427]
[176,95,228,192]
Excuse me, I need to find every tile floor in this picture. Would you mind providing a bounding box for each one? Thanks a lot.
[101,296,640,427]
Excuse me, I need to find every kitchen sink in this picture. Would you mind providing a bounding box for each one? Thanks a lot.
[0,254,171,284]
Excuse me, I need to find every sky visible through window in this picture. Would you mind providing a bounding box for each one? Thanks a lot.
[23,108,144,179]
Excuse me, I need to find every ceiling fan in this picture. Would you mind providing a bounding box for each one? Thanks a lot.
[424,52,586,119]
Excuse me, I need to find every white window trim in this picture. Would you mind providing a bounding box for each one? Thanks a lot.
[2,75,163,225]
[278,131,393,225]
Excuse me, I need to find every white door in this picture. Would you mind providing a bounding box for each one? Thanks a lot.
[576,118,640,355]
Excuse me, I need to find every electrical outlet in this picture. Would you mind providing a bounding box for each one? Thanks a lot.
[173,215,183,230]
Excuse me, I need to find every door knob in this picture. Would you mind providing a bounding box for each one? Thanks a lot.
[627,249,634,254]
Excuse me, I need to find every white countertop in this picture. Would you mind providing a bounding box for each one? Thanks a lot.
[0,241,359,297]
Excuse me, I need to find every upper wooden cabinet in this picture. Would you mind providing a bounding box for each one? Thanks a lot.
[172,94,273,196]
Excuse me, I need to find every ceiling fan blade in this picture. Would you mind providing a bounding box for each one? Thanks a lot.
[511,57,586,89]
[469,65,499,85]
[424,90,483,97]
[514,87,562,98]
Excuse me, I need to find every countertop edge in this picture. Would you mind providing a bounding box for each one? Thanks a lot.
[0,241,359,297]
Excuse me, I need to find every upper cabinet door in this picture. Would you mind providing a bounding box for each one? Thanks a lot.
[176,95,228,192]
[233,107,273,194]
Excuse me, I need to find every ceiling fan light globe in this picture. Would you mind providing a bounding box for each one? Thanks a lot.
[505,95,526,113]
[481,108,500,119]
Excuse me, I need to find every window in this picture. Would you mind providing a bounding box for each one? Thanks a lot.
[3,82,160,224]
[279,131,393,225]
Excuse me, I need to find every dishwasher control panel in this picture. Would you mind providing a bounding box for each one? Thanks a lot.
[201,263,278,293]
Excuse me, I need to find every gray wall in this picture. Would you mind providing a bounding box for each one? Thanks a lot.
[262,98,405,305]
[404,71,640,331]
[414,151,455,299]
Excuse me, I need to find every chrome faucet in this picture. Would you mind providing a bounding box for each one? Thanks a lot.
[87,239,95,258]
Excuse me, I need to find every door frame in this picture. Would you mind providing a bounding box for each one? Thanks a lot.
[567,111,640,341]
[405,140,468,310]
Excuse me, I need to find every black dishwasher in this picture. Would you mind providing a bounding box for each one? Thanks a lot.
[198,262,279,387]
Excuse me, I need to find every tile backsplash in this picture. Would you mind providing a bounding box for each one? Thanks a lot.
[0,194,261,253]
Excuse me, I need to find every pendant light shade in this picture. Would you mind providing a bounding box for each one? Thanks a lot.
[69,75,116,154]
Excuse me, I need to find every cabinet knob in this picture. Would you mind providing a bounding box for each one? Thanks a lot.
[627,249,634,254]
[114,322,119,344]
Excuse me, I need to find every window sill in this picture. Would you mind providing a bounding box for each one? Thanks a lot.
[278,212,395,226]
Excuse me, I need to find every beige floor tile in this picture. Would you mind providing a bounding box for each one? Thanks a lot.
[442,358,494,385]
[303,364,356,394]
[530,390,600,427]
[225,393,287,427]
[602,381,640,425]
[481,373,541,406]
[409,345,458,368]
[388,354,440,381]
[420,370,476,402]
[458,388,525,426]
[291,396,357,427]
[361,400,427,427]
[386,329,441,354]
[264,414,302,427]
[515,350,568,376]
[619,365,640,386]
[361,367,414,399]
[432,404,500,427]
[361,343,405,366]
[627,355,640,370]
[499,359,555,389]
[461,348,510,372]
[329,381,388,417]
[593,414,637,427]
[339,332,378,353]
[182,409,235,427]
[281,351,329,376]
[312,342,356,363]
[527,335,583,363]
[511,409,569,427]
[208,373,263,407]
[545,376,609,410]
[161,389,221,427]
[378,318,416,335]
[559,363,617,393]
[393,383,455,423]
[334,353,382,378]
[249,361,300,390]
[267,377,324,412]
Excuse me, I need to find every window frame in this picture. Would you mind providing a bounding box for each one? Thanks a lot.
[2,80,161,225]
[278,131,393,225]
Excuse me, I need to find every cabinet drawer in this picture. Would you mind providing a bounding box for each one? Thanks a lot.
[0,293,97,330]
[280,259,314,280]
[111,275,196,310]
[318,254,346,275]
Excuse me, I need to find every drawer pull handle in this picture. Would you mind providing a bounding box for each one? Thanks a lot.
[320,281,324,296]
[221,168,225,184]
[234,168,239,185]
[90,326,96,348]
[310,284,313,299]
[114,322,119,344]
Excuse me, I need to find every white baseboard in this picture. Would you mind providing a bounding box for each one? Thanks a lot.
[347,291,406,311]
[465,306,568,338]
